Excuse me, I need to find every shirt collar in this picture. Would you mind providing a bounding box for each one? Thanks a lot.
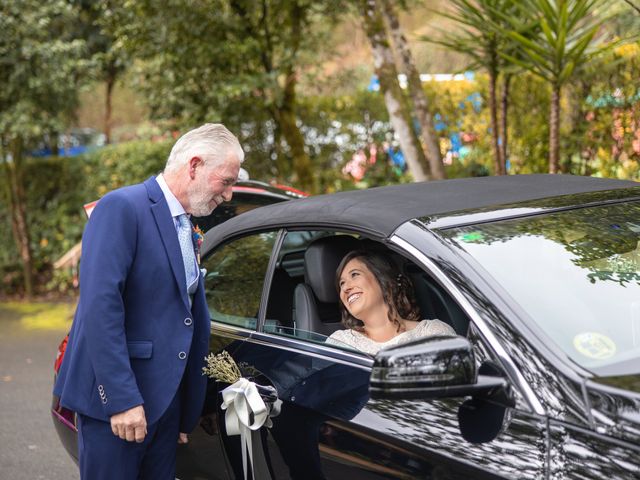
[156,173,186,219]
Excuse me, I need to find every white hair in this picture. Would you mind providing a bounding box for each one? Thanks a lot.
[164,123,244,174]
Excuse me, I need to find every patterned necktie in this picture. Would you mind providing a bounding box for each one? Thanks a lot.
[177,214,197,288]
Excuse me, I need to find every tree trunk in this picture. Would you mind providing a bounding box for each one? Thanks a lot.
[549,85,560,174]
[362,0,428,182]
[49,131,59,156]
[380,0,445,179]
[276,71,314,191]
[488,67,502,176]
[275,2,314,192]
[2,137,34,297]
[499,74,511,175]
[105,70,116,145]
[229,0,312,190]
[267,113,288,180]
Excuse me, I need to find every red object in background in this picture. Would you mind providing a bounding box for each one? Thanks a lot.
[83,201,97,219]
[270,184,309,197]
[54,334,69,373]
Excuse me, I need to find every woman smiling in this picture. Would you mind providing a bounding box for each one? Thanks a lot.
[327,250,455,355]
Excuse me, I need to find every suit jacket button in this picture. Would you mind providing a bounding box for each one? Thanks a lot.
[178,351,187,360]
[184,317,193,326]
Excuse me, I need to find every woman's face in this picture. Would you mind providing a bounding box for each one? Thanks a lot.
[338,258,386,321]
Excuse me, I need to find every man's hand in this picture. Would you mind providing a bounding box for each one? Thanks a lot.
[110,405,147,443]
[178,432,188,444]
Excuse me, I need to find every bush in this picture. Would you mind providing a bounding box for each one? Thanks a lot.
[0,140,172,296]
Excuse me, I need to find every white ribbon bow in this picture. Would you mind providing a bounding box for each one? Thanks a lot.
[221,378,278,480]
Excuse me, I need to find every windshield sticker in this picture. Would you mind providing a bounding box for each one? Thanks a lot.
[458,231,484,243]
[573,332,617,360]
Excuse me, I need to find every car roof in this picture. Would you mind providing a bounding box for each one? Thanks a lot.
[205,175,639,244]
[233,180,308,199]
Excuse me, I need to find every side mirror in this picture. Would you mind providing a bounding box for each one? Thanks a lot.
[369,336,513,407]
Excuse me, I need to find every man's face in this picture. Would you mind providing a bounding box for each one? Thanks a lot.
[188,153,240,217]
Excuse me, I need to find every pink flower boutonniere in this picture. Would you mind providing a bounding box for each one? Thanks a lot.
[192,225,204,263]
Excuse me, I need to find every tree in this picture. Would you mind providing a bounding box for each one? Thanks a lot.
[104,0,344,192]
[430,0,519,176]
[362,0,429,181]
[0,0,86,297]
[494,0,610,173]
[76,0,129,145]
[380,0,446,179]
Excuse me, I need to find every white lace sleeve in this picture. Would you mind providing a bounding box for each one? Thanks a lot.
[422,319,457,337]
[326,329,363,351]
[326,329,378,354]
[326,330,350,347]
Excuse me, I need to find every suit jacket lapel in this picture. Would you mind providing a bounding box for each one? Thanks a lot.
[145,177,190,310]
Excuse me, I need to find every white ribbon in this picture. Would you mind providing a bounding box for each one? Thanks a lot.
[221,378,278,480]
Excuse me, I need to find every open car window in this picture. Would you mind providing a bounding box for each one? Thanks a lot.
[263,324,362,354]
[262,230,470,354]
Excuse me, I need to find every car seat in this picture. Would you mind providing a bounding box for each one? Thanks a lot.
[293,235,360,336]
[406,265,469,335]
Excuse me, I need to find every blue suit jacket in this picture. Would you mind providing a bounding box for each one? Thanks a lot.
[54,177,209,433]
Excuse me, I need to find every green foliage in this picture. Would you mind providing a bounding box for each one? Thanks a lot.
[100,0,349,190]
[562,43,640,179]
[297,90,393,191]
[0,0,87,144]
[102,0,344,126]
[0,141,171,296]
[428,0,517,74]
[80,140,172,196]
[493,0,610,87]
[506,73,550,173]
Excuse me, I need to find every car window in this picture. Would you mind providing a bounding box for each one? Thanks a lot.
[202,231,278,329]
[263,230,469,356]
[443,201,640,375]
[262,324,361,353]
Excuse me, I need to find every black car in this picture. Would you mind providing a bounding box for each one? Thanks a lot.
[54,174,640,479]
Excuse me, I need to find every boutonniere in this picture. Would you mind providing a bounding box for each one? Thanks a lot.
[192,225,204,263]
[192,225,204,248]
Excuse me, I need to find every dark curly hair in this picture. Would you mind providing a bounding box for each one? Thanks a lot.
[335,250,420,333]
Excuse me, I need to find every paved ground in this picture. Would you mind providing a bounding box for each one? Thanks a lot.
[0,303,79,480]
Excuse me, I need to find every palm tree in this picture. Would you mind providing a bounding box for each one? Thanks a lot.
[429,0,517,176]
[492,0,609,173]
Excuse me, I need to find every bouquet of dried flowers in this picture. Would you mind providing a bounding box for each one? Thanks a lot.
[202,350,242,383]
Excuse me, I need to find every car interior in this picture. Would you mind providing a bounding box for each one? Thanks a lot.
[264,232,470,341]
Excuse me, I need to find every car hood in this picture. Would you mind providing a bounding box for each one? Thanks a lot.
[586,374,640,445]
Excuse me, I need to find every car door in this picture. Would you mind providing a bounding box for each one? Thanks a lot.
[246,229,549,480]
[176,230,279,480]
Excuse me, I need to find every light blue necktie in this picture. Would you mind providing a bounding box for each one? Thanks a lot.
[177,214,197,289]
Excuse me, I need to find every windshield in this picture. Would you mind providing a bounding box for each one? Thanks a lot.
[442,201,640,375]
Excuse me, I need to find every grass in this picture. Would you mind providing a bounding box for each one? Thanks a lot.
[0,301,75,331]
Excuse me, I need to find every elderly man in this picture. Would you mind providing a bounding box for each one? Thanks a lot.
[54,124,244,479]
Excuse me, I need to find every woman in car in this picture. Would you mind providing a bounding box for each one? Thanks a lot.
[327,250,455,355]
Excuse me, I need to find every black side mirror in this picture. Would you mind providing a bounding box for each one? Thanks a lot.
[369,336,513,407]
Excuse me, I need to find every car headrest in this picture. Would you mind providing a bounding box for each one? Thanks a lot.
[304,236,360,303]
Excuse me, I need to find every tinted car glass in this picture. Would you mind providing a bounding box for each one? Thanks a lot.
[202,231,278,329]
[443,201,640,375]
